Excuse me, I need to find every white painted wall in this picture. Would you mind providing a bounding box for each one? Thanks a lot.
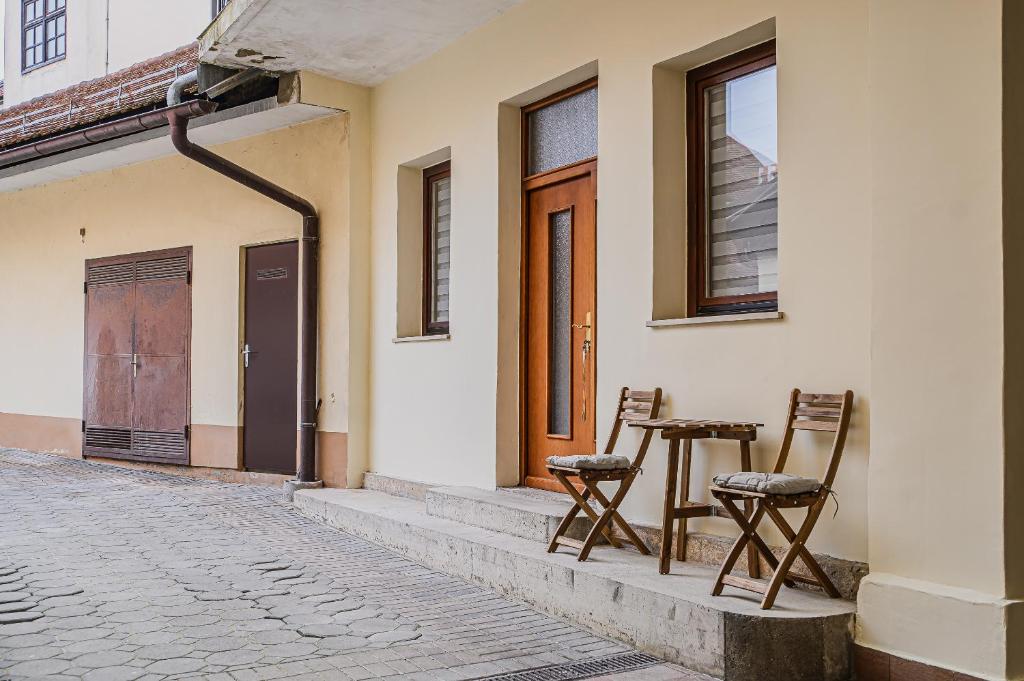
[1,0,209,107]
[367,0,871,563]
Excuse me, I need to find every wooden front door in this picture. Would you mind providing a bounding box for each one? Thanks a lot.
[242,241,299,475]
[524,161,598,490]
[83,247,191,464]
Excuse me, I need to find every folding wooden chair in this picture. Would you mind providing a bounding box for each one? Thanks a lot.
[709,389,853,609]
[546,387,663,561]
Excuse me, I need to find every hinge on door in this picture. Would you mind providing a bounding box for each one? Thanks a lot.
[184,425,190,441]
[83,281,88,294]
[81,420,86,433]
[186,271,192,286]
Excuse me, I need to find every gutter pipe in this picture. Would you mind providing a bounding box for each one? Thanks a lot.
[166,74,321,485]
[0,99,211,170]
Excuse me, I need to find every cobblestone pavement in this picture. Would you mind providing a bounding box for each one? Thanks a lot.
[0,450,706,681]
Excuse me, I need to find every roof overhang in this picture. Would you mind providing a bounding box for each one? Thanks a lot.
[0,95,341,194]
[200,0,524,86]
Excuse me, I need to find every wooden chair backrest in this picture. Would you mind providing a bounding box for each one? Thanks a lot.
[773,389,854,489]
[604,387,663,467]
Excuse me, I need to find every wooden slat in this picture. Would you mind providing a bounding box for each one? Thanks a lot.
[721,574,767,594]
[795,393,844,405]
[621,400,654,410]
[791,420,839,432]
[625,390,657,400]
[794,405,841,418]
[554,536,586,550]
[785,572,825,587]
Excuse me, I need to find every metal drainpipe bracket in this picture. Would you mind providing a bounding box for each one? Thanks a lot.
[282,479,324,503]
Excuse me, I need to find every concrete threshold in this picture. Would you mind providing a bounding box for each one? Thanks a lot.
[294,487,855,681]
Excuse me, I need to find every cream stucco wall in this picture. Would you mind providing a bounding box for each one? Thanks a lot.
[0,113,352,472]
[367,0,870,562]
[2,0,209,107]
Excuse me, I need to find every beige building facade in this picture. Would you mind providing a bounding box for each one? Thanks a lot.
[1,0,1022,679]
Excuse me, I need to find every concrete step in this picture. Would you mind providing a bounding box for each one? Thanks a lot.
[421,483,865,601]
[425,485,594,543]
[294,487,855,681]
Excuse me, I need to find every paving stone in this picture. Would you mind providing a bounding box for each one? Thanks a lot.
[135,643,195,660]
[146,656,208,674]
[0,610,44,624]
[0,449,656,681]
[73,650,136,667]
[348,618,400,634]
[7,658,71,676]
[206,648,265,666]
[0,601,36,614]
[82,664,145,681]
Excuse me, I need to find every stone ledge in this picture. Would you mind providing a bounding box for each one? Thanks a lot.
[294,487,855,681]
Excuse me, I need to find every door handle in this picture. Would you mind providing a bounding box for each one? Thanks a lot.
[242,344,253,368]
[575,312,592,422]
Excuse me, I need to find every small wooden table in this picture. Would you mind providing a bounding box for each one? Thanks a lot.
[630,418,763,575]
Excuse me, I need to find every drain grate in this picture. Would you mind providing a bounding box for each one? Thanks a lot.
[473,652,662,681]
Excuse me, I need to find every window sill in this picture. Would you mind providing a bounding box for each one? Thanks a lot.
[646,311,784,328]
[392,334,451,344]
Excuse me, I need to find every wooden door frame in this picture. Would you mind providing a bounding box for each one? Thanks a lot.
[82,245,193,465]
[239,238,300,474]
[518,78,599,487]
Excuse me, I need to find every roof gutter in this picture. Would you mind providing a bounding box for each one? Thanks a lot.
[0,99,212,170]
[165,80,321,488]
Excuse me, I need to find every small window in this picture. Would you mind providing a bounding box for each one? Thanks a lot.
[423,161,451,335]
[212,0,231,18]
[22,0,66,73]
[687,41,777,316]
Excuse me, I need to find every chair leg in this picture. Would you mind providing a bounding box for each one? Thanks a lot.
[547,477,590,553]
[551,470,622,550]
[762,501,841,602]
[584,477,650,555]
[739,440,760,579]
[712,497,796,596]
[711,499,767,596]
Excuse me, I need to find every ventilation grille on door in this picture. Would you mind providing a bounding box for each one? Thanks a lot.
[136,256,189,282]
[256,267,288,281]
[87,263,135,287]
[84,427,132,450]
[132,431,186,458]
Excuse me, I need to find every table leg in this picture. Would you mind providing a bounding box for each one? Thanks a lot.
[660,438,680,575]
[675,439,692,562]
[739,440,760,579]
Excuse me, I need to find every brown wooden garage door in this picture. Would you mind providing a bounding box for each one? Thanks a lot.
[83,247,191,464]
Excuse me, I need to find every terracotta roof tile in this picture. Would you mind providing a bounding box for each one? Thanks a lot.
[0,43,197,151]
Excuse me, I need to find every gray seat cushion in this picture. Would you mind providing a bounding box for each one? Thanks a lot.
[546,454,632,470]
[713,471,821,495]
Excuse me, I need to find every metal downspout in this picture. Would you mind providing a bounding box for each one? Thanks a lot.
[166,83,320,485]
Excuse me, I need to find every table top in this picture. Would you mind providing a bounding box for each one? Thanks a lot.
[628,418,763,436]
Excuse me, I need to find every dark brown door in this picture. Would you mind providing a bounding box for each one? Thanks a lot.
[83,248,191,464]
[243,241,298,475]
[524,161,598,491]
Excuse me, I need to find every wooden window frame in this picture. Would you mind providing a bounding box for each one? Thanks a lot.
[687,40,778,317]
[422,160,451,335]
[22,0,66,74]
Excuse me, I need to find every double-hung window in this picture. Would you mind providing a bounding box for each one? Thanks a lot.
[687,41,778,316]
[423,161,451,335]
[22,0,66,72]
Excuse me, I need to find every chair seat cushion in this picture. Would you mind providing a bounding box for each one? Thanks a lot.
[713,471,821,495]
[546,454,632,470]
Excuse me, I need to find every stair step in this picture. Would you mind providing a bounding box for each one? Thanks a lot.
[294,487,855,681]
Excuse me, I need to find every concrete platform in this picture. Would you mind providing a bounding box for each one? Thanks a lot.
[294,487,855,681]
